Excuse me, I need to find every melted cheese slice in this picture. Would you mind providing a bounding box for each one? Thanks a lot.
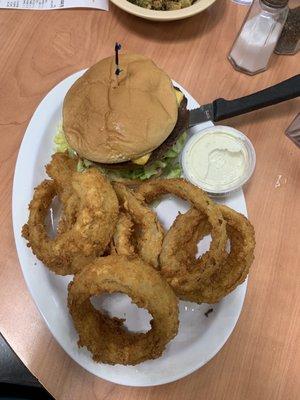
[132,153,151,165]
[175,89,184,105]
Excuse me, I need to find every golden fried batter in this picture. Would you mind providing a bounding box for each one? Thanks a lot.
[22,169,119,275]
[46,152,79,233]
[137,178,228,270]
[113,183,164,268]
[160,206,255,303]
[68,255,179,365]
[109,212,136,258]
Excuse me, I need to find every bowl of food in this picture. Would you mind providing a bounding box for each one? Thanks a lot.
[110,0,217,21]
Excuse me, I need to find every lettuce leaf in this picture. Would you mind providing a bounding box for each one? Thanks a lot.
[54,123,77,158]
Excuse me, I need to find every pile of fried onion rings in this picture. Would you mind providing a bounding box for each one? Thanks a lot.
[22,152,255,365]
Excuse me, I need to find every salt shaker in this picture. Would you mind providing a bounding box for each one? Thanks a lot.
[228,0,289,75]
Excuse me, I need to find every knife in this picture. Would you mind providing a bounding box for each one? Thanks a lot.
[189,74,300,126]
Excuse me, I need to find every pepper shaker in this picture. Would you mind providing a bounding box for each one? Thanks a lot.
[275,6,300,55]
[228,0,289,75]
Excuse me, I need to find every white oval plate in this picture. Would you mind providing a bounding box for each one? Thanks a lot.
[13,71,248,387]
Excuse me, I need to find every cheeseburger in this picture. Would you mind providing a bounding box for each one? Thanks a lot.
[56,53,188,181]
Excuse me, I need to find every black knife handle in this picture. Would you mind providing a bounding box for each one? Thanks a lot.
[212,75,300,122]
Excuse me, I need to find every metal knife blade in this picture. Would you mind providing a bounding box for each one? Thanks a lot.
[188,104,214,127]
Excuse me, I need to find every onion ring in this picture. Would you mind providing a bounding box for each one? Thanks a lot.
[46,152,79,233]
[46,152,78,190]
[136,179,228,271]
[112,183,164,268]
[160,205,255,303]
[109,212,136,258]
[67,255,179,365]
[22,169,119,275]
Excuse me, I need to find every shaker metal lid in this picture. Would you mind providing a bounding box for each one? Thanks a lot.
[262,0,289,8]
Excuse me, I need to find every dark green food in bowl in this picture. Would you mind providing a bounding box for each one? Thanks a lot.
[128,0,196,11]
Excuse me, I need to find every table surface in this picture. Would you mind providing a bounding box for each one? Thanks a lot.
[0,1,299,399]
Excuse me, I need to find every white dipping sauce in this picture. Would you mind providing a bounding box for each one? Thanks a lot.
[182,126,256,195]
[186,132,246,186]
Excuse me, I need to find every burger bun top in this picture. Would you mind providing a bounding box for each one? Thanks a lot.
[63,54,178,163]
